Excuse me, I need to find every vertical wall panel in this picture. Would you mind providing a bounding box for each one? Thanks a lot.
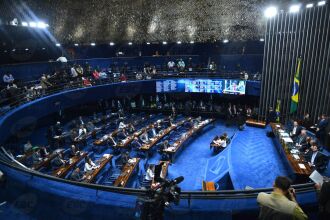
[260,4,330,121]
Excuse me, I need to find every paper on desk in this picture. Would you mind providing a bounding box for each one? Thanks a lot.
[293,154,300,160]
[278,129,285,133]
[281,133,290,137]
[298,163,306,169]
[282,137,293,143]
[309,170,324,186]
[276,125,281,128]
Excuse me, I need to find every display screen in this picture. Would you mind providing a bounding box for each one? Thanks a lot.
[156,79,246,95]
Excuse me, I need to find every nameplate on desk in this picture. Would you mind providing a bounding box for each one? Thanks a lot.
[298,163,306,169]
[293,154,300,160]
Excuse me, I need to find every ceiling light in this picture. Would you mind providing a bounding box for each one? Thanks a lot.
[91,43,96,46]
[22,21,28,26]
[37,22,49,28]
[74,43,79,46]
[306,3,314,8]
[29,22,37,28]
[55,43,61,47]
[25,48,29,51]
[162,41,167,45]
[42,48,46,50]
[146,42,150,45]
[223,39,229,43]
[12,49,16,52]
[289,5,301,13]
[264,6,278,18]
[177,41,182,44]
[128,42,133,45]
[189,41,194,44]
[260,38,265,42]
[109,42,115,46]
[317,1,326,6]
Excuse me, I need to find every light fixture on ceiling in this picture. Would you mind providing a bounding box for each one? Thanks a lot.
[264,6,278,18]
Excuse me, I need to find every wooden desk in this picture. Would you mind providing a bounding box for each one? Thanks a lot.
[202,180,216,191]
[16,149,34,163]
[246,119,266,128]
[270,123,312,179]
[113,158,140,187]
[52,152,88,178]
[162,119,215,161]
[83,154,113,183]
[140,118,192,151]
[32,149,64,171]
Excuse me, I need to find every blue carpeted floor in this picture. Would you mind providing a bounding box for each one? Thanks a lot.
[229,126,289,190]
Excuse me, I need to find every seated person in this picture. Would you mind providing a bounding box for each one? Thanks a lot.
[184,120,194,129]
[155,120,163,133]
[127,123,135,134]
[117,128,128,140]
[32,148,42,165]
[24,141,33,153]
[108,135,117,147]
[212,133,228,153]
[159,140,170,152]
[84,157,98,172]
[69,144,80,157]
[54,121,62,136]
[210,136,219,149]
[145,165,155,181]
[70,167,86,182]
[140,130,149,143]
[298,136,312,152]
[131,137,143,149]
[51,152,67,169]
[78,125,87,137]
[118,121,126,130]
[120,151,130,165]
[39,146,49,158]
[295,129,307,148]
[148,125,157,138]
[290,121,302,140]
[305,143,326,172]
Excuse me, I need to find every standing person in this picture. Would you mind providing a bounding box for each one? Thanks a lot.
[316,114,329,146]
[257,176,308,220]
[315,180,330,220]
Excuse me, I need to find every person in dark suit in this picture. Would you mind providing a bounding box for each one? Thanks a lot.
[266,107,277,124]
[298,136,312,152]
[305,143,326,172]
[290,121,302,141]
[148,125,157,138]
[120,151,130,165]
[117,128,128,140]
[316,114,329,145]
[51,152,66,169]
[54,121,62,136]
[70,167,86,182]
[301,113,313,130]
[69,144,80,157]
[131,137,143,149]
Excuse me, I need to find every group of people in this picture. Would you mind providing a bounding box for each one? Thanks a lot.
[210,133,229,154]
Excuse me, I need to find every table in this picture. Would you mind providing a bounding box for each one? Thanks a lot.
[32,149,64,171]
[270,123,312,181]
[52,152,88,178]
[83,154,113,183]
[246,119,266,128]
[162,118,215,162]
[113,158,141,187]
[139,118,192,151]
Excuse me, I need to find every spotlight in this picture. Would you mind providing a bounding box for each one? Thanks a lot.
[42,47,46,50]
[10,18,18,26]
[128,42,133,45]
[318,1,326,6]
[162,41,167,45]
[306,3,314,8]
[25,48,29,51]
[22,21,28,27]
[177,41,182,44]
[55,43,61,47]
[260,38,265,42]
[12,49,16,52]
[29,22,37,28]
[74,43,79,46]
[264,6,278,18]
[289,5,301,13]
[146,42,150,45]
[37,22,49,28]
[223,39,229,43]
[189,41,194,44]
[109,42,115,46]
[90,43,96,46]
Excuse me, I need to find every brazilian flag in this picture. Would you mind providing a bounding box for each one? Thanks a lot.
[276,99,281,122]
[290,58,302,114]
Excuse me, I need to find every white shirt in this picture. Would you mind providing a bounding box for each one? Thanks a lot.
[214,139,227,148]
[145,168,154,181]
[3,74,14,83]
[177,60,185,68]
[79,128,87,136]
[71,67,78,77]
[311,152,318,165]
[24,142,33,152]
[292,126,297,135]
[119,122,126,129]
[168,61,175,68]
[56,56,68,63]
[84,161,97,172]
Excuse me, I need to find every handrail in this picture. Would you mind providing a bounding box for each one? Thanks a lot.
[0,152,316,199]
[0,72,260,116]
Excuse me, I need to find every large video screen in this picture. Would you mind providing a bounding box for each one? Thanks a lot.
[156,79,246,95]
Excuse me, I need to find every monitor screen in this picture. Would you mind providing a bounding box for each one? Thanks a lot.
[156,79,246,95]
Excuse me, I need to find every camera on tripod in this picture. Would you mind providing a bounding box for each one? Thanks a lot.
[136,162,184,220]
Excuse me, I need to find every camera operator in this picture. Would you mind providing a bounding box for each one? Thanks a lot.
[257,176,308,220]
